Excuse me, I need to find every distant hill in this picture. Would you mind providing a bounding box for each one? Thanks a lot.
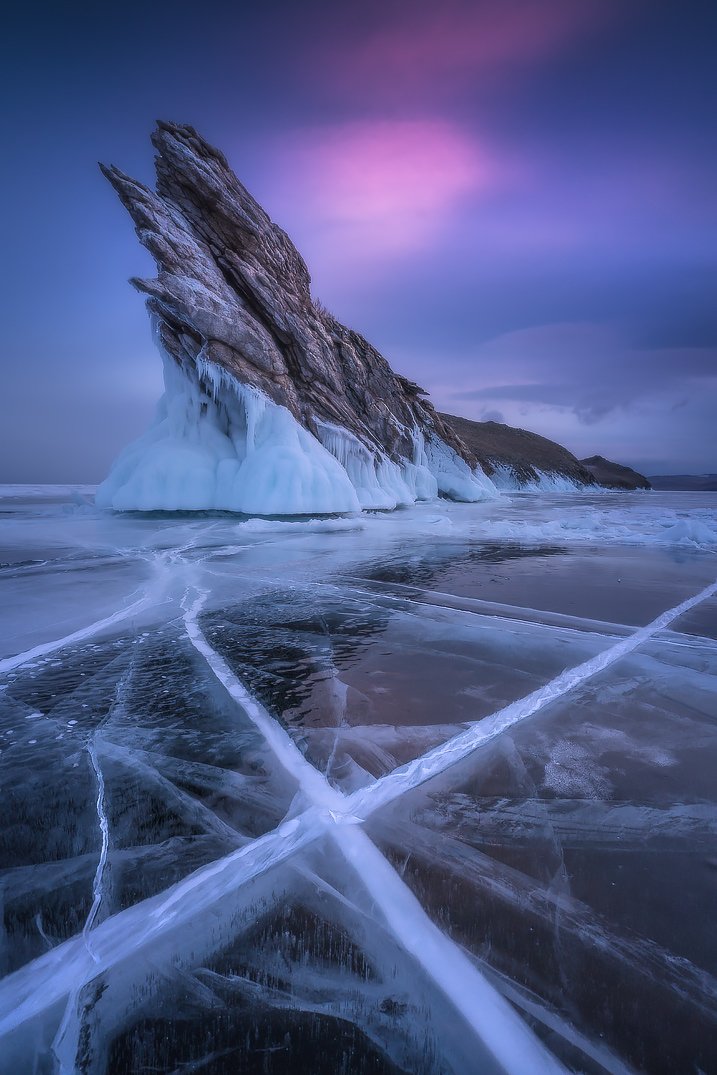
[440,414,653,492]
[580,456,651,490]
[648,474,717,491]
[441,414,594,486]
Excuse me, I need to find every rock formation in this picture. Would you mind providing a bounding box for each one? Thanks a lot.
[96,122,496,514]
[580,456,651,490]
[441,414,595,490]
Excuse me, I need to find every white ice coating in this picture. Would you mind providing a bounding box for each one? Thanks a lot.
[96,348,497,515]
[96,353,360,515]
[424,429,499,501]
[489,463,590,493]
[0,584,561,1074]
[313,419,438,509]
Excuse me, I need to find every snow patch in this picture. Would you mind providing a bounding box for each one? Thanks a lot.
[542,740,612,799]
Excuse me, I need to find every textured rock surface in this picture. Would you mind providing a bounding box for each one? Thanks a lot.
[441,414,594,487]
[100,121,484,510]
[580,456,651,490]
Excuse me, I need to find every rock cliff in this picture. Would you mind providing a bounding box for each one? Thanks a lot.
[441,414,595,490]
[580,456,651,490]
[97,122,495,514]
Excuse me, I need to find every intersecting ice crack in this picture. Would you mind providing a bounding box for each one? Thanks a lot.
[181,585,563,1074]
[1,563,715,1074]
[345,576,717,820]
[0,531,211,679]
[176,581,716,1071]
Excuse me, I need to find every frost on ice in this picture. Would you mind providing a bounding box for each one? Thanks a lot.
[96,346,497,516]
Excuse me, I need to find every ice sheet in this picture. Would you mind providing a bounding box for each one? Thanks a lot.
[363,625,717,1073]
[0,486,716,1072]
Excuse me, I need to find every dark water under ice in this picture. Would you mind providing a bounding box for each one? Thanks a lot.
[0,487,716,1074]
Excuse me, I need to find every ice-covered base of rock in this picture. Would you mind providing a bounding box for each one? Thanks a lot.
[489,463,591,494]
[97,351,497,515]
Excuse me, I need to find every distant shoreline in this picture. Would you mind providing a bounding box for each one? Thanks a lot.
[648,475,717,492]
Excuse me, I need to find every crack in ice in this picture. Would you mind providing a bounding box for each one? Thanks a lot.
[84,741,110,957]
[181,587,563,1075]
[0,592,153,677]
[0,536,209,679]
[346,576,717,819]
[2,570,715,1072]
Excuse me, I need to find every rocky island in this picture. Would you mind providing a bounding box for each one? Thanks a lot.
[580,456,651,490]
[441,414,596,490]
[97,122,648,513]
[97,122,497,514]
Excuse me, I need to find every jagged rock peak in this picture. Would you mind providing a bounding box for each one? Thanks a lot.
[97,121,496,514]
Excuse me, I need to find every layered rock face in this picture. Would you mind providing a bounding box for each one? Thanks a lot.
[96,122,496,514]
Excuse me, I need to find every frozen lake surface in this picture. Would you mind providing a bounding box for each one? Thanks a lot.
[0,487,716,1073]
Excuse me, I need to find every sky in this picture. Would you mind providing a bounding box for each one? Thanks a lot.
[2,0,716,481]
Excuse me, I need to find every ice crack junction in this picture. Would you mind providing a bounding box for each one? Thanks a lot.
[1,573,715,1073]
[181,586,563,1075]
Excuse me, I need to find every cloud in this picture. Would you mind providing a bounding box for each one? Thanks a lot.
[316,0,615,104]
[268,119,499,260]
[452,322,716,410]
[456,382,621,425]
[481,408,505,423]
[419,321,717,468]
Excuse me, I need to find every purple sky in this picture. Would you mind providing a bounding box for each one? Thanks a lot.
[2,0,715,480]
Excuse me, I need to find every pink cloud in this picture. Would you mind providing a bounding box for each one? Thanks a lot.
[318,0,617,102]
[268,119,499,260]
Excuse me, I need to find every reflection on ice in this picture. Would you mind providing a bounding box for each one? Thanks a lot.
[0,487,716,1072]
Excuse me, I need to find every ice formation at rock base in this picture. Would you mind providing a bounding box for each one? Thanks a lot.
[489,463,590,494]
[97,345,497,515]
